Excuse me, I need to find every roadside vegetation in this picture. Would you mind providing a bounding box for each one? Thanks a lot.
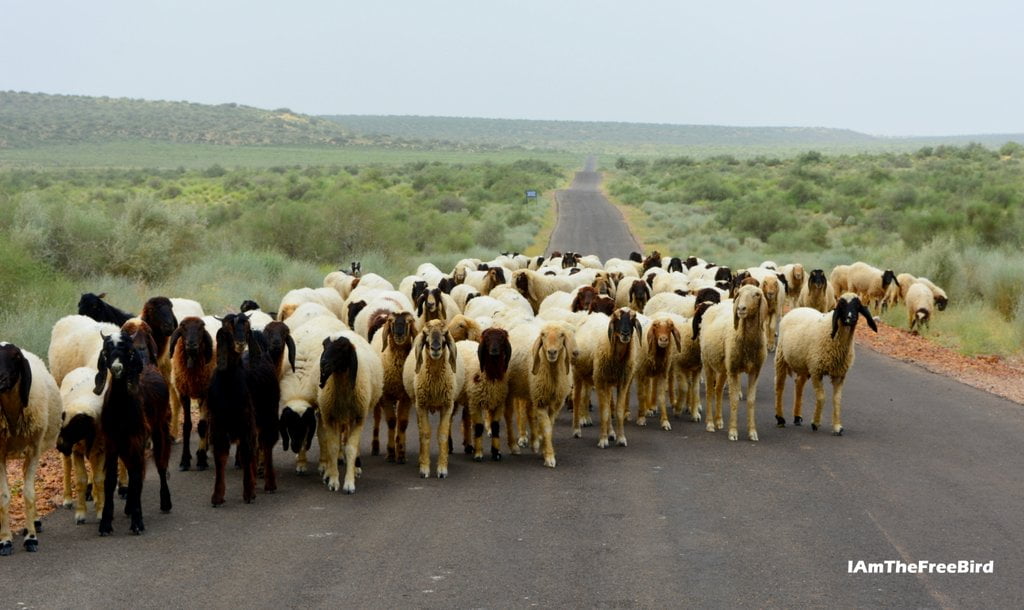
[0,160,566,356]
[607,143,1024,356]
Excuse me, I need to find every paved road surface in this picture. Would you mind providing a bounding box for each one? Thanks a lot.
[7,162,1023,608]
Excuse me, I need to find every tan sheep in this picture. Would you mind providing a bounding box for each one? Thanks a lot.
[634,316,682,430]
[699,285,768,442]
[847,262,900,314]
[574,309,643,448]
[55,367,106,524]
[369,312,418,463]
[797,269,837,313]
[526,322,576,467]
[464,328,513,462]
[905,283,935,333]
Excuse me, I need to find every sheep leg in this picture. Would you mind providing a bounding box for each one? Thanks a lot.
[655,376,672,431]
[491,416,504,461]
[437,404,455,479]
[668,370,681,416]
[211,441,229,507]
[151,422,173,513]
[529,404,542,453]
[792,376,807,426]
[461,404,473,454]
[572,379,586,438]
[342,416,365,493]
[0,458,11,555]
[538,407,556,467]
[240,439,256,504]
[89,449,106,522]
[615,384,630,446]
[396,398,411,464]
[20,450,41,551]
[746,372,760,442]
[688,370,703,422]
[260,426,277,493]
[704,369,717,432]
[471,404,485,462]
[381,402,397,462]
[810,376,826,432]
[727,372,741,441]
[322,421,342,491]
[636,378,650,427]
[60,453,74,509]
[504,402,520,455]
[831,378,845,436]
[169,385,182,443]
[98,451,118,536]
[179,395,193,470]
[516,400,530,448]
[416,408,432,478]
[597,386,612,448]
[74,454,89,524]
[126,459,145,534]
[774,361,788,427]
[371,404,382,456]
[196,413,209,471]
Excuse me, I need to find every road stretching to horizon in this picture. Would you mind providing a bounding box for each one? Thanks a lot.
[6,160,1023,608]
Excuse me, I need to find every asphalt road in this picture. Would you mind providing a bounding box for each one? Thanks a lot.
[6,162,1023,608]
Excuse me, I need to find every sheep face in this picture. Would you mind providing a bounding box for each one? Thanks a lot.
[319,335,358,389]
[411,281,428,304]
[590,296,616,315]
[262,321,296,372]
[532,325,576,375]
[78,292,110,320]
[218,312,252,356]
[170,317,213,370]
[648,319,681,351]
[881,270,898,290]
[142,297,178,337]
[513,271,531,299]
[714,267,733,283]
[642,251,662,272]
[437,277,456,294]
[629,280,650,311]
[571,286,598,312]
[0,342,32,408]
[57,413,96,456]
[388,312,415,347]
[239,300,260,313]
[733,285,765,328]
[94,331,145,395]
[280,404,316,453]
[832,294,878,338]
[478,328,512,381]
[347,300,367,328]
[935,295,948,311]
[416,288,445,320]
[608,309,642,345]
[487,267,506,286]
[415,320,456,373]
[122,319,159,366]
[808,269,827,289]
[668,257,684,273]
[629,251,644,263]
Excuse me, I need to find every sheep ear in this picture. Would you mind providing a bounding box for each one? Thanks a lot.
[169,326,182,358]
[733,303,741,330]
[415,293,426,317]
[18,354,32,407]
[860,304,878,333]
[93,348,108,396]
[607,317,615,344]
[304,411,317,450]
[286,335,296,372]
[414,335,425,374]
[646,326,658,359]
[280,424,291,452]
[671,325,682,351]
[562,333,575,374]
[831,308,841,339]
[445,332,457,373]
[531,334,544,375]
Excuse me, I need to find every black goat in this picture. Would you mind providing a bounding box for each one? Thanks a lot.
[245,327,283,493]
[78,293,134,326]
[207,315,257,506]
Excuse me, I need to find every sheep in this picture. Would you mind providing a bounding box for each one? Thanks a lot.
[169,317,215,471]
[651,272,690,296]
[317,331,383,493]
[239,300,275,330]
[464,267,508,296]
[912,277,949,311]
[206,319,258,506]
[278,287,346,322]
[402,320,466,478]
[56,366,106,525]
[136,297,182,440]
[847,262,900,314]
[779,264,806,307]
[323,270,361,300]
[369,312,418,463]
[634,316,682,430]
[93,328,172,536]
[344,287,413,329]
[449,284,481,312]
[48,315,121,386]
[446,314,484,343]
[699,285,768,442]
[744,268,787,351]
[573,309,643,447]
[830,264,852,295]
[350,272,394,292]
[906,283,935,333]
[773,293,878,435]
[527,323,577,467]
[463,295,507,321]
[245,321,288,493]
[77,292,133,326]
[489,285,535,317]
[464,328,513,462]
[353,290,415,340]
[539,290,575,313]
[399,275,430,307]
[279,315,346,473]
[644,292,697,318]
[0,343,61,555]
[665,306,711,423]
[283,302,338,332]
[797,269,837,313]
[511,269,575,314]
[415,287,457,328]
[615,278,652,311]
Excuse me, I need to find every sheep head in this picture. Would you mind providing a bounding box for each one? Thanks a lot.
[607,308,641,346]
[647,319,681,356]
[479,328,512,381]
[571,286,598,312]
[733,285,765,330]
[832,294,878,338]
[446,315,481,343]
[0,342,33,412]
[57,412,97,456]
[319,334,358,389]
[415,320,456,374]
[531,324,576,375]
[142,296,178,338]
[263,321,296,372]
[218,312,252,356]
[94,331,145,395]
[808,269,827,290]
[630,280,651,311]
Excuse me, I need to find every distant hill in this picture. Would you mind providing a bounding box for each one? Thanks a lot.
[324,115,1024,154]
[0,91,357,148]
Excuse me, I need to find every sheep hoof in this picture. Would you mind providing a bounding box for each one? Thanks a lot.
[397,455,407,464]
[0,540,11,556]
[691,412,702,423]
[85,484,93,502]
[617,437,627,447]
[531,440,541,454]
[118,486,129,500]
[636,417,647,427]
[62,499,74,509]
[811,423,819,431]
[715,419,724,430]
[517,437,529,448]
[775,416,786,428]
[491,451,502,462]
[705,423,716,433]
[661,421,672,431]
[597,438,608,449]
[464,444,473,455]
[437,469,448,479]
[509,445,521,455]
[419,469,430,478]
[544,457,556,468]
[211,498,225,508]
[244,495,255,504]
[98,521,113,536]
[130,522,144,535]
[23,538,38,552]
[582,418,593,427]
[793,416,802,426]
[749,430,759,442]
[832,428,844,437]
[75,515,86,525]
[295,464,308,474]
[370,441,380,456]
[342,484,355,494]
[473,454,483,462]
[572,428,582,438]
[728,430,738,441]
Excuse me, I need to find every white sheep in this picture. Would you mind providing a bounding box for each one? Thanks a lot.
[402,320,466,478]
[55,366,106,524]
[644,292,697,318]
[316,330,383,493]
[47,315,121,387]
[797,269,837,313]
[905,283,935,333]
[511,269,576,314]
[779,263,806,307]
[278,287,346,322]
[352,291,414,340]
[699,285,768,442]
[745,267,786,351]
[847,262,899,314]
[911,277,949,311]
[446,314,484,342]
[449,284,481,312]
[773,293,878,435]
[0,343,62,555]
[323,270,360,300]
[282,302,339,332]
[489,285,535,318]
[169,297,205,321]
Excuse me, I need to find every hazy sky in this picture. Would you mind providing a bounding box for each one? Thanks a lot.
[3,0,1022,136]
